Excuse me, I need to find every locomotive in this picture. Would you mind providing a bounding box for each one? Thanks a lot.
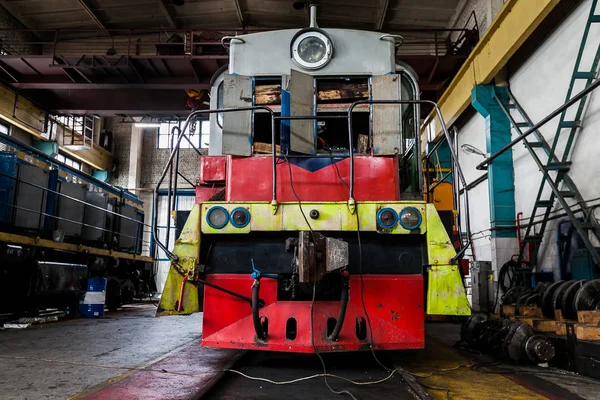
[157,6,470,352]
[0,132,154,315]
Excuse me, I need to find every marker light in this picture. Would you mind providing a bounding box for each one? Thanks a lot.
[376,208,398,229]
[230,207,250,228]
[398,207,422,230]
[206,206,229,229]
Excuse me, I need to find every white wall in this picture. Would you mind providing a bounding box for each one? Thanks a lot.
[457,111,492,261]
[456,0,600,275]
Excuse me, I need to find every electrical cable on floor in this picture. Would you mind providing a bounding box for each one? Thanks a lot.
[284,154,358,400]
[331,159,454,400]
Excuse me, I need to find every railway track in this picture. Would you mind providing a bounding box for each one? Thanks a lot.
[203,350,433,400]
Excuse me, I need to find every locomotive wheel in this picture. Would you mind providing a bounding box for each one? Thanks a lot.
[574,279,600,313]
[560,280,587,320]
[541,280,565,318]
[551,281,573,317]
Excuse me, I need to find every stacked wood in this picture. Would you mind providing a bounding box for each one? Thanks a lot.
[254,82,369,105]
[253,142,281,154]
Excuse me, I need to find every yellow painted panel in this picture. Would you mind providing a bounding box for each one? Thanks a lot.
[200,202,428,234]
[421,0,561,148]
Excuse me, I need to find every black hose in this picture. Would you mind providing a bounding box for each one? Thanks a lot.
[327,276,350,342]
[252,280,267,341]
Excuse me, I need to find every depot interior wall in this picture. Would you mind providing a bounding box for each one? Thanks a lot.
[107,117,202,291]
[456,0,600,276]
[456,110,492,262]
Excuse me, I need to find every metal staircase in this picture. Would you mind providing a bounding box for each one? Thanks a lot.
[494,0,600,270]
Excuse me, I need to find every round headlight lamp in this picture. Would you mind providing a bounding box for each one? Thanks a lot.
[206,206,229,229]
[291,30,333,70]
[230,207,250,228]
[377,208,398,229]
[399,207,422,230]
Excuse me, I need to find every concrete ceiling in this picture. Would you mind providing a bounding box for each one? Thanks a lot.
[0,0,463,33]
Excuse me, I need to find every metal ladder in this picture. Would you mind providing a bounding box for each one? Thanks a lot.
[494,0,600,269]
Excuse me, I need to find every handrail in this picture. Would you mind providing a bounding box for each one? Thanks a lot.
[152,106,275,261]
[347,99,472,263]
[476,78,600,170]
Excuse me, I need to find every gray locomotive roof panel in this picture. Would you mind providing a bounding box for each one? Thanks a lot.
[229,29,396,76]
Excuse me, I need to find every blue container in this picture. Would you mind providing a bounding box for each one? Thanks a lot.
[79,278,107,317]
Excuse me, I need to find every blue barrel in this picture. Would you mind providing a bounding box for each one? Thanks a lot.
[79,278,107,317]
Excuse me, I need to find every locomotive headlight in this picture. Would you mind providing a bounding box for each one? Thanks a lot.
[377,208,398,229]
[399,207,422,230]
[291,30,333,70]
[230,207,250,228]
[206,206,229,229]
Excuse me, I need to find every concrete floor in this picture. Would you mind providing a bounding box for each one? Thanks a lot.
[2,308,600,400]
[0,304,202,400]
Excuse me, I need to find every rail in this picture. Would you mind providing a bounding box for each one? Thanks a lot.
[154,99,469,265]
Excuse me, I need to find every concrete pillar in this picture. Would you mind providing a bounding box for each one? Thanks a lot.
[471,84,518,276]
[128,126,143,194]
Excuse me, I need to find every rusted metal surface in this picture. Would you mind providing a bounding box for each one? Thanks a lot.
[297,232,348,283]
[202,274,424,352]
[75,343,243,400]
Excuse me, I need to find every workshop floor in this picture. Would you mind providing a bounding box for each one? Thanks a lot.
[1,308,600,400]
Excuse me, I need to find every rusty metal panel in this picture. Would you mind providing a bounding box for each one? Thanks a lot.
[222,74,252,156]
[289,69,315,155]
[372,74,402,155]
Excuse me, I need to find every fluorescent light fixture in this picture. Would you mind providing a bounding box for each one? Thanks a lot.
[134,122,161,128]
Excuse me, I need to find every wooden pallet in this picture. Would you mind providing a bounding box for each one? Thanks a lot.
[502,305,516,316]
[519,305,543,318]
[533,319,558,333]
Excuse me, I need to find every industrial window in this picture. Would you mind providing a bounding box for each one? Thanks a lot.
[158,120,209,150]
[0,123,8,135]
[55,153,81,171]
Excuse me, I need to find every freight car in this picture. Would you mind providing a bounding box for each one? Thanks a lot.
[0,132,154,315]
[155,6,470,353]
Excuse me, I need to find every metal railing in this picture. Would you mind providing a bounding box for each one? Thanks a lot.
[154,99,471,264]
[0,133,150,256]
[0,27,477,58]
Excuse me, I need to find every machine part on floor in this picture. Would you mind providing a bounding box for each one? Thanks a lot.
[574,279,600,312]
[560,280,587,320]
[461,315,556,364]
[551,281,575,315]
[470,261,492,313]
[541,280,566,318]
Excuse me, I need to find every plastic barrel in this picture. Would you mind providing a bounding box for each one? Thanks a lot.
[79,278,107,317]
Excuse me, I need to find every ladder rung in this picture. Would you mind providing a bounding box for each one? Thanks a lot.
[546,162,571,171]
[590,15,600,23]
[515,122,530,129]
[573,71,596,79]
[536,200,554,208]
[559,191,575,198]
[506,103,517,109]
[559,121,581,128]
[524,236,543,243]
[526,141,544,148]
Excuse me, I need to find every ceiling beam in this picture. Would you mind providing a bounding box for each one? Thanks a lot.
[77,0,108,33]
[232,0,245,28]
[376,0,390,31]
[157,0,178,29]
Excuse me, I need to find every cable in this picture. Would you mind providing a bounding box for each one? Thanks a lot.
[284,154,357,400]
[225,368,398,386]
[331,157,453,398]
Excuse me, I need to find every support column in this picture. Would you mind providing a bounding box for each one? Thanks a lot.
[471,84,518,276]
[128,125,143,194]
